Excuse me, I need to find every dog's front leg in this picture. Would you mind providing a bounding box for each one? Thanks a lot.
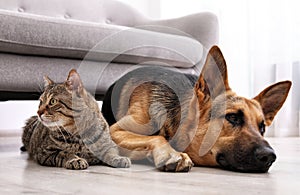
[110,120,194,172]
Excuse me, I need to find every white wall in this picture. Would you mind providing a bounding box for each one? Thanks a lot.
[117,0,161,18]
[247,0,300,136]
[0,101,38,132]
[160,0,251,97]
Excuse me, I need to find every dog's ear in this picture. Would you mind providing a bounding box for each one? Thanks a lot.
[195,46,231,101]
[254,81,292,126]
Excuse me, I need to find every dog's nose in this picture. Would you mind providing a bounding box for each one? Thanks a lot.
[255,146,276,168]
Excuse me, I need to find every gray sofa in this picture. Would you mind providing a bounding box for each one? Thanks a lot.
[0,0,218,101]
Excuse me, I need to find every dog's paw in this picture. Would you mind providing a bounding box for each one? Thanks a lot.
[110,156,131,168]
[65,157,89,170]
[157,152,194,172]
[176,153,194,172]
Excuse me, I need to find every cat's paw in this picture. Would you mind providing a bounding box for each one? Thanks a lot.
[110,156,131,168]
[65,157,89,170]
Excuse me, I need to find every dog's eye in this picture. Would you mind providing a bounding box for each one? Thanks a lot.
[259,121,266,136]
[225,111,244,126]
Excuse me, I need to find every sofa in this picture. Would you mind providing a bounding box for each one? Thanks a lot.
[0,0,218,101]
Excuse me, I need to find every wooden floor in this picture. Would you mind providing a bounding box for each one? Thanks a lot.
[0,135,300,194]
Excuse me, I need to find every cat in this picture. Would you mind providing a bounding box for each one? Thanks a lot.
[21,69,131,170]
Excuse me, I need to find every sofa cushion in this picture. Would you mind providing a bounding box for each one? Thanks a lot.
[0,10,203,68]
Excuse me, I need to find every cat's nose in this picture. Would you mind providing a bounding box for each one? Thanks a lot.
[37,109,45,117]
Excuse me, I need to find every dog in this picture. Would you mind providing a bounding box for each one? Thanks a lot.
[101,46,291,173]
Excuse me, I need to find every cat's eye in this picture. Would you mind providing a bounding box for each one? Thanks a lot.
[49,98,58,106]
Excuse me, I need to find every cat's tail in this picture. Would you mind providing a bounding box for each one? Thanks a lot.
[21,116,39,152]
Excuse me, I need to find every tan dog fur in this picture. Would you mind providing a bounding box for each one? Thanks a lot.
[102,46,291,172]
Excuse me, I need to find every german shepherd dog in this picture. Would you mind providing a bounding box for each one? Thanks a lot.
[102,46,291,173]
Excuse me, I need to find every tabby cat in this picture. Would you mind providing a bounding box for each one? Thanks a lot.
[22,69,131,170]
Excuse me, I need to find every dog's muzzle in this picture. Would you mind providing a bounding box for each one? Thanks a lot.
[254,146,277,169]
[216,146,277,173]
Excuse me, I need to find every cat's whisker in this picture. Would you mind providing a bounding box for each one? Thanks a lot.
[37,83,44,93]
[32,94,42,98]
[29,117,39,126]
[56,124,67,143]
[62,125,73,137]
[27,119,39,136]
[70,125,80,137]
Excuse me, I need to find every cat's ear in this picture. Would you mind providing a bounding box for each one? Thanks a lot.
[43,76,54,88]
[66,69,84,95]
